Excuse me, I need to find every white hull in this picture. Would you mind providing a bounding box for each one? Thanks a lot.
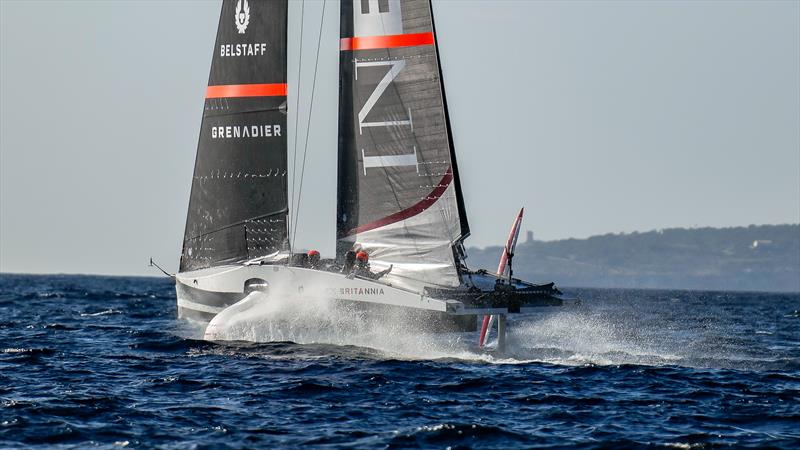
[176,264,572,345]
[175,264,473,320]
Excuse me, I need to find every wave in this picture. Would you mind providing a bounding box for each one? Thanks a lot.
[80,309,121,317]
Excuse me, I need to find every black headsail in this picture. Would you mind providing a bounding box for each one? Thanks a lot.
[180,0,288,272]
[337,0,470,291]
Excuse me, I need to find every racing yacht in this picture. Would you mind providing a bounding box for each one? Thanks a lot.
[175,0,567,349]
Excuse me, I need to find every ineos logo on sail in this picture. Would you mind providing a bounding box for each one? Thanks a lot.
[353,1,419,176]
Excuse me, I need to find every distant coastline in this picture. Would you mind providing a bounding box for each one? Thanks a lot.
[467,224,800,293]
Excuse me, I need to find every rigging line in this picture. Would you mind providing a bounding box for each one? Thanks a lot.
[289,0,305,253]
[292,0,326,247]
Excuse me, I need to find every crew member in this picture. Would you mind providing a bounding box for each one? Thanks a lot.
[350,251,392,280]
[341,250,356,274]
[307,250,321,270]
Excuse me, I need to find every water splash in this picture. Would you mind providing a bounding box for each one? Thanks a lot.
[504,311,682,366]
[198,290,793,370]
[199,291,664,365]
[201,291,498,361]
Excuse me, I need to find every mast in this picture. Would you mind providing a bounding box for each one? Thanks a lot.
[336,0,468,291]
[180,0,289,272]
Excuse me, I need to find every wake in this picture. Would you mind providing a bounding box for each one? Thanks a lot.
[184,291,778,370]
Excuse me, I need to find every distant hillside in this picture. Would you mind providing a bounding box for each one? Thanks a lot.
[466,224,800,292]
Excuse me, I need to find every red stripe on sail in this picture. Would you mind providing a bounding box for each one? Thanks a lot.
[340,32,435,51]
[345,168,453,237]
[205,83,287,99]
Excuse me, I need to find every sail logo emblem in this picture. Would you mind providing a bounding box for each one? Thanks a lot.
[235,0,250,34]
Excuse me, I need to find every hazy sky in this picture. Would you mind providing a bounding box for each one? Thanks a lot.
[1,0,798,276]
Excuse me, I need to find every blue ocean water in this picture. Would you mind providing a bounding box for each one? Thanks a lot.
[1,274,798,448]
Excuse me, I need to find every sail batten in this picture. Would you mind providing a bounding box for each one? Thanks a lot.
[180,0,289,273]
[337,0,467,292]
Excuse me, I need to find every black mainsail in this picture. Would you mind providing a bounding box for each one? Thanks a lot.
[181,0,289,272]
[337,0,469,291]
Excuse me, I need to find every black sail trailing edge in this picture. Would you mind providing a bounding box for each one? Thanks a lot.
[337,0,470,291]
[181,0,288,272]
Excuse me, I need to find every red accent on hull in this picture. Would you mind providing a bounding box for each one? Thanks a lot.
[344,168,453,237]
[480,207,525,347]
[478,315,491,348]
[340,32,435,51]
[205,83,287,99]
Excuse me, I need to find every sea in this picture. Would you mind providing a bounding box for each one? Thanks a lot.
[1,274,798,449]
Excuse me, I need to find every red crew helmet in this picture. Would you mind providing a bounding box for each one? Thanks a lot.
[307,250,320,258]
[355,251,369,262]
